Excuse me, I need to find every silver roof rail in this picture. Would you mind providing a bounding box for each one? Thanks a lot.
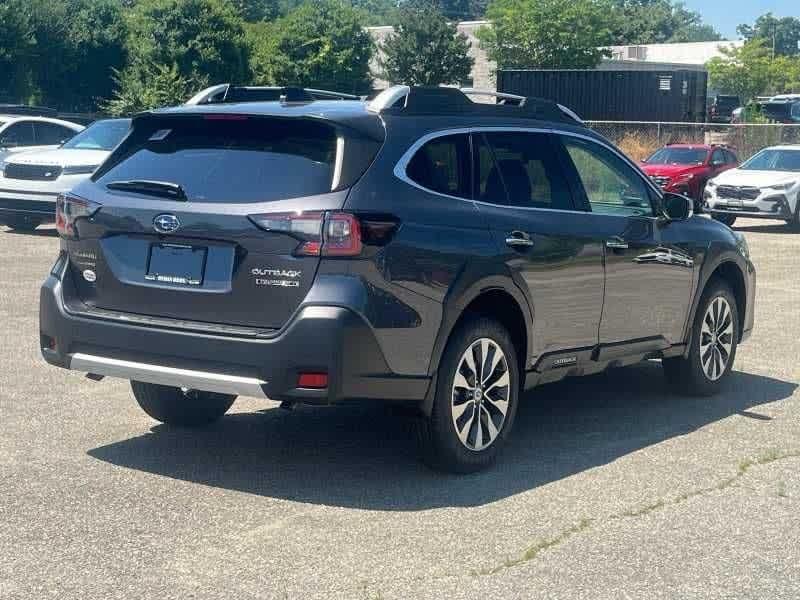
[556,103,583,124]
[460,88,527,105]
[367,85,411,112]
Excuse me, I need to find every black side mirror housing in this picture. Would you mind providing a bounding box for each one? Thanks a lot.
[661,192,693,222]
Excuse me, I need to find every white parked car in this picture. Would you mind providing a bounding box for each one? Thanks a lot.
[0,115,84,162]
[0,118,131,231]
[704,145,800,229]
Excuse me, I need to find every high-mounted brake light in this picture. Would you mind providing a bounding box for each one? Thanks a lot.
[56,193,101,239]
[248,211,364,257]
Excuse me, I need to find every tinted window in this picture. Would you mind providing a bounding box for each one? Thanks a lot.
[645,147,707,165]
[724,149,738,164]
[0,122,36,147]
[97,117,343,203]
[406,134,470,198]
[63,119,131,151]
[562,137,652,217]
[476,132,573,210]
[741,148,800,172]
[710,149,725,165]
[35,122,76,145]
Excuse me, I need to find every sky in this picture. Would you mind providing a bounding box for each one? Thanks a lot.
[683,0,797,39]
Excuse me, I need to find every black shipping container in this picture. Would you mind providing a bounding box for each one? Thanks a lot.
[497,69,708,122]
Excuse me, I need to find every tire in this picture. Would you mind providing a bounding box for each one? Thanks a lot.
[663,279,739,396]
[131,381,236,427]
[712,213,736,227]
[4,216,41,232]
[416,316,519,474]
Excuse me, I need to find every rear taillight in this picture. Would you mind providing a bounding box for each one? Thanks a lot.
[56,193,101,239]
[248,211,366,257]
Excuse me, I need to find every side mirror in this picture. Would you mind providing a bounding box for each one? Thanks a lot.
[661,192,693,222]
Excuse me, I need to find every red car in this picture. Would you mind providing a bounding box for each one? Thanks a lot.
[640,144,739,211]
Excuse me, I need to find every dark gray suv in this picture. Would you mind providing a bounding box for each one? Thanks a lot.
[40,86,756,472]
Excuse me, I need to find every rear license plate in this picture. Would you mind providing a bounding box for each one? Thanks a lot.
[145,243,207,286]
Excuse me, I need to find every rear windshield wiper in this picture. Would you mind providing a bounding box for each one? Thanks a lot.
[106,180,188,201]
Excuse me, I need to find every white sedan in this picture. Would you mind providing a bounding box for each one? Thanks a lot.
[704,145,800,229]
[0,118,131,231]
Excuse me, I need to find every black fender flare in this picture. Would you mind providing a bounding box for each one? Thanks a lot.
[420,268,533,415]
[681,247,747,357]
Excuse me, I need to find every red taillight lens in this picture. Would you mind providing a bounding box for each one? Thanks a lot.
[323,213,362,256]
[56,193,101,239]
[248,211,364,257]
[297,372,328,389]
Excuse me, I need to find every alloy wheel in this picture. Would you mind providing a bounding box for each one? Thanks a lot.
[451,338,510,451]
[700,296,734,381]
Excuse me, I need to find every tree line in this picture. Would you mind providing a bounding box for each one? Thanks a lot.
[0,0,796,115]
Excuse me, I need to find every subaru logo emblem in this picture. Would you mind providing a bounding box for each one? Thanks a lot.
[153,214,180,234]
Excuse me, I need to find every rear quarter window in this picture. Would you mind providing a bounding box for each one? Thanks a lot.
[96,117,376,203]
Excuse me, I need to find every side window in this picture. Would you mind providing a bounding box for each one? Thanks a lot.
[35,123,75,145]
[406,134,471,199]
[476,132,573,210]
[561,136,652,217]
[710,149,725,166]
[0,122,36,147]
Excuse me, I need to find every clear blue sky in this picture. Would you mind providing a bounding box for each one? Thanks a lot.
[683,0,798,39]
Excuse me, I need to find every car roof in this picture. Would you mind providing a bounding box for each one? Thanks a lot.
[664,144,713,150]
[0,115,84,129]
[761,145,800,151]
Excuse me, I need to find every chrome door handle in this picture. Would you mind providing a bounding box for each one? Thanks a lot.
[606,237,629,250]
[505,232,534,248]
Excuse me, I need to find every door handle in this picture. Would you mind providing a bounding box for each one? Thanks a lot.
[606,236,629,250]
[505,231,534,248]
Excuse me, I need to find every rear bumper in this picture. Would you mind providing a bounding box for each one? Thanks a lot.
[40,262,430,404]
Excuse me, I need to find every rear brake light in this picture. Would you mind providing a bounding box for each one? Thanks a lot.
[248,211,364,257]
[56,193,101,239]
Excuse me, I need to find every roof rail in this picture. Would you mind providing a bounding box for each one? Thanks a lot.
[367,85,582,124]
[186,84,360,106]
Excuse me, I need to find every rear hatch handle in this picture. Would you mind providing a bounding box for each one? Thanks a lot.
[106,180,188,202]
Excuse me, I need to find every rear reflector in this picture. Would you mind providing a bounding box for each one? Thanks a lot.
[298,372,328,389]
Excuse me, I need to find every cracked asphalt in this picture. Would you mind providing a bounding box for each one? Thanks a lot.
[1,219,799,600]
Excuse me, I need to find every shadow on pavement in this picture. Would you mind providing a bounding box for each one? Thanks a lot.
[2,226,57,237]
[89,363,796,510]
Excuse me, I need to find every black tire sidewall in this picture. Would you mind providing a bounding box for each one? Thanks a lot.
[423,316,519,473]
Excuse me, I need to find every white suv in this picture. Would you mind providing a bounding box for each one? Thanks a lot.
[0,118,130,231]
[704,145,800,229]
[0,115,84,162]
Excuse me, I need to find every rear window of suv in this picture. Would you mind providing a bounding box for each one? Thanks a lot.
[96,116,376,203]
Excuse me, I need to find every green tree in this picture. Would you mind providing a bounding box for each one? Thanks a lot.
[738,13,800,58]
[478,0,613,69]
[381,0,473,86]
[609,0,720,45]
[103,59,205,115]
[706,40,795,102]
[250,0,373,94]
[125,0,250,85]
[0,0,37,103]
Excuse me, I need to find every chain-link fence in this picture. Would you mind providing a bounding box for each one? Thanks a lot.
[586,121,800,162]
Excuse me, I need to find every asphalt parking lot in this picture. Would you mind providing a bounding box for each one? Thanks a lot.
[1,219,799,600]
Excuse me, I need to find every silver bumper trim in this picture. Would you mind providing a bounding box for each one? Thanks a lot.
[69,352,269,398]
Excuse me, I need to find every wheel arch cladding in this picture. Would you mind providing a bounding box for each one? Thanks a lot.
[708,261,747,341]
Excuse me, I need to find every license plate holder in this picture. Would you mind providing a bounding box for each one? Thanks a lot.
[145,243,207,286]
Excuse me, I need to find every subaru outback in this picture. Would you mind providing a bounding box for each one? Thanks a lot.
[40,86,756,473]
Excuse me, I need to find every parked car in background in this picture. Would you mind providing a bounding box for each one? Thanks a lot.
[640,143,739,211]
[708,95,741,124]
[40,86,755,473]
[0,118,131,231]
[705,145,800,229]
[763,95,800,124]
[0,115,83,162]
